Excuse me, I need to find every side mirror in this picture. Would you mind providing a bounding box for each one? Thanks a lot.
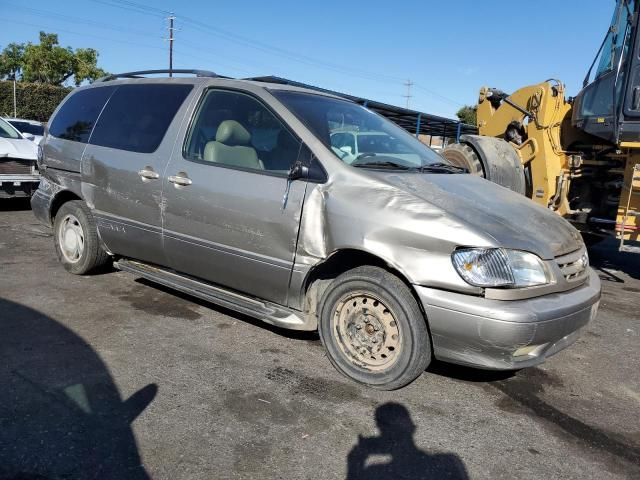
[339,146,353,155]
[282,161,309,210]
[24,134,36,142]
[288,161,309,181]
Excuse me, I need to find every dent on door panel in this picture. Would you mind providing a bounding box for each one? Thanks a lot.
[162,165,307,306]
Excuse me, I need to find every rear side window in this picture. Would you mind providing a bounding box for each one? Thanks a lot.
[49,86,115,143]
[90,84,192,153]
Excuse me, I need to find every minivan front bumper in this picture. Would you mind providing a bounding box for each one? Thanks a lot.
[31,186,53,226]
[415,269,601,370]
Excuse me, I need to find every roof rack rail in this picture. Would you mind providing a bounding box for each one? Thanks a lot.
[97,69,219,82]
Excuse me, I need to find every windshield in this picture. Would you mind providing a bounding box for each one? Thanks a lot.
[357,134,414,154]
[0,117,21,139]
[273,91,446,169]
[595,0,636,79]
[9,120,44,136]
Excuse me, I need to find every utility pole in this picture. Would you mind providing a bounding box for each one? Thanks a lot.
[12,73,17,117]
[403,79,413,109]
[167,14,175,77]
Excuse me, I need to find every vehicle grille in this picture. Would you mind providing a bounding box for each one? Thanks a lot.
[555,247,589,284]
[0,158,35,175]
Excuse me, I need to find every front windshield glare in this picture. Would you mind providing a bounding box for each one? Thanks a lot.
[0,117,21,140]
[273,91,446,169]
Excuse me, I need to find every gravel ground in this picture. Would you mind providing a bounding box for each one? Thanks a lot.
[1,198,638,480]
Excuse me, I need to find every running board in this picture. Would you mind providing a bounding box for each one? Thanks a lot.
[114,259,315,331]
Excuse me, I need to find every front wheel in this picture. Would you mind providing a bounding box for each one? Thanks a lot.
[53,200,110,275]
[318,266,431,390]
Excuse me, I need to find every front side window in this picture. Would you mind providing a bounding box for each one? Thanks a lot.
[49,86,115,143]
[184,89,302,174]
[595,0,636,79]
[273,91,445,169]
[0,117,21,139]
[90,84,192,154]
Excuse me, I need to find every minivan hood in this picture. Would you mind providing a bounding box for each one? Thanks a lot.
[0,137,38,160]
[373,172,583,259]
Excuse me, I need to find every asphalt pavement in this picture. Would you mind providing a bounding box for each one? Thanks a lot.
[1,198,638,480]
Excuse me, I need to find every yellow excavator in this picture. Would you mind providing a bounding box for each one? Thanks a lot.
[443,0,640,252]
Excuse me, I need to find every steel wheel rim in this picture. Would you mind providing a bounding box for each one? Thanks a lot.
[58,214,85,263]
[332,291,401,371]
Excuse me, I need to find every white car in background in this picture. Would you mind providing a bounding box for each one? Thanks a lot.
[330,130,422,164]
[6,118,45,145]
[0,117,39,198]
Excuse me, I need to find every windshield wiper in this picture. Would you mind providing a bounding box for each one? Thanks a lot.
[353,160,411,170]
[415,162,468,174]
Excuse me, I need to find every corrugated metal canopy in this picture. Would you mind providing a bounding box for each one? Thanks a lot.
[246,75,477,139]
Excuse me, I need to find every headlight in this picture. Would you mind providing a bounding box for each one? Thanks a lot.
[452,248,549,288]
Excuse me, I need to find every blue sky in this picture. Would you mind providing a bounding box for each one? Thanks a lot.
[0,0,614,118]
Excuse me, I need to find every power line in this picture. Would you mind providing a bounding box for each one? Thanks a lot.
[177,16,466,108]
[109,0,172,15]
[0,1,159,38]
[413,84,464,107]
[90,0,169,18]
[89,0,467,108]
[171,49,256,76]
[3,17,167,52]
[87,0,409,84]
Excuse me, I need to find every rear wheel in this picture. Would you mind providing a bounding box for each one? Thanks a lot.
[53,201,110,274]
[441,142,485,176]
[318,266,431,390]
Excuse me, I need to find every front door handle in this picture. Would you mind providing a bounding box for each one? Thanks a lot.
[168,172,192,187]
[138,167,160,181]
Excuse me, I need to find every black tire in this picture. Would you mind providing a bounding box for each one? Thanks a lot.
[318,266,431,390]
[442,143,485,176]
[53,200,110,275]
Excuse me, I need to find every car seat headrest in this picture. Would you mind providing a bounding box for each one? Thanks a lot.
[216,120,251,146]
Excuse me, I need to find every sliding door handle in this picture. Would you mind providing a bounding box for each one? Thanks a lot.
[168,173,192,187]
[138,167,160,181]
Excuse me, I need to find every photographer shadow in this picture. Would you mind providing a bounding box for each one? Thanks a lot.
[0,298,156,479]
[347,403,469,480]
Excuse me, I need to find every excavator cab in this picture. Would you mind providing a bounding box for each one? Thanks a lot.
[573,0,640,144]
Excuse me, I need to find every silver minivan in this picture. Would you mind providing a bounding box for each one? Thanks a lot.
[32,70,601,389]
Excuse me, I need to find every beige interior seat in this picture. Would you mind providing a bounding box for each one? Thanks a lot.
[203,120,263,169]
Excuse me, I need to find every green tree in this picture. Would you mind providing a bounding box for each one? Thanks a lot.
[456,105,477,126]
[0,32,107,86]
[0,43,25,79]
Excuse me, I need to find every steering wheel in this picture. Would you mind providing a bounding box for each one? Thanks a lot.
[350,153,379,166]
[331,146,350,160]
